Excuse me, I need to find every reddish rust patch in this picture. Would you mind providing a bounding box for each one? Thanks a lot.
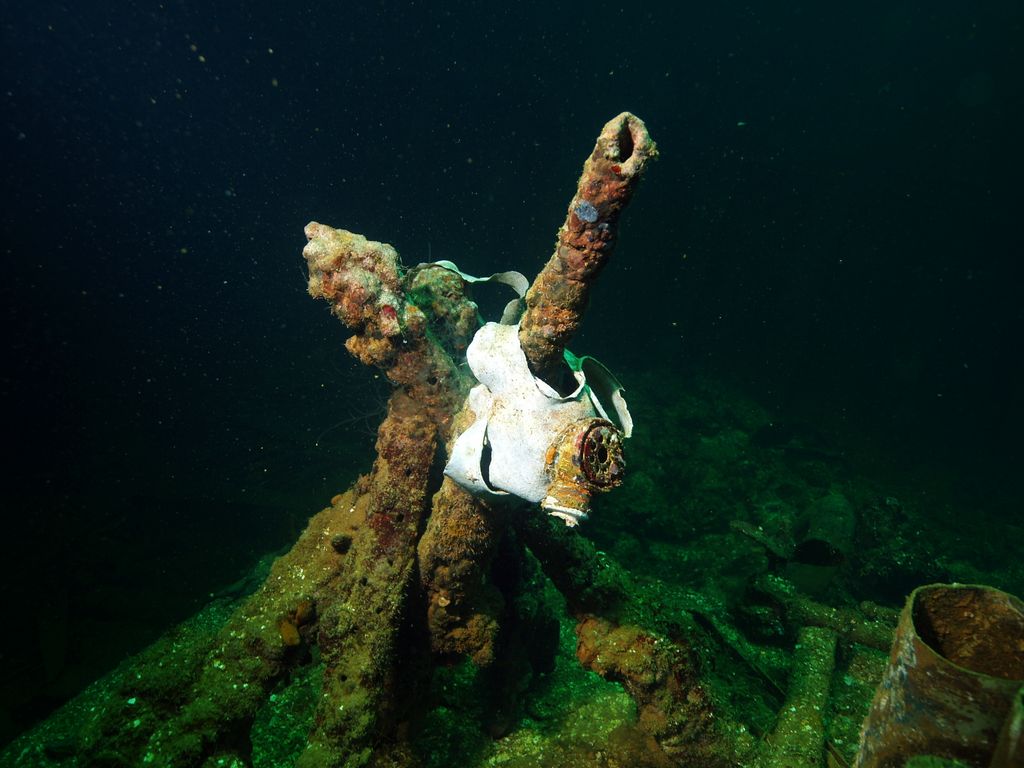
[368,510,402,555]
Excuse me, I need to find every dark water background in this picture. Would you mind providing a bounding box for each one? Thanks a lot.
[2,0,1022,744]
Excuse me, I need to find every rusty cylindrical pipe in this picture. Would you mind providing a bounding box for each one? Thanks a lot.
[990,683,1023,768]
[518,111,657,382]
[854,583,1024,768]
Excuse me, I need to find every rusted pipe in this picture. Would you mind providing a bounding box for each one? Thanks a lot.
[754,573,897,651]
[518,112,657,382]
[757,626,838,768]
[854,583,1024,768]
[990,684,1023,768]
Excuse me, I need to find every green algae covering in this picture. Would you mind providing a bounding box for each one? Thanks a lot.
[414,591,636,768]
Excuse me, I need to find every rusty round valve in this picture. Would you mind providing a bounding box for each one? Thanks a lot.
[542,418,626,526]
[580,421,626,488]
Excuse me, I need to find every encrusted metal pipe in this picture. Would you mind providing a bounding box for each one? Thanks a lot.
[756,626,838,768]
[518,111,657,383]
[854,583,1024,768]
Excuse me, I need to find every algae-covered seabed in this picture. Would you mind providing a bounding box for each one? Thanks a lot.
[5,369,1020,768]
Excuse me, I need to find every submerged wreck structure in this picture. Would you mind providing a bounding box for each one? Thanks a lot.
[5,114,1022,768]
